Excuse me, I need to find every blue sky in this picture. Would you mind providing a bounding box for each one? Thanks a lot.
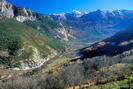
[7,0,133,14]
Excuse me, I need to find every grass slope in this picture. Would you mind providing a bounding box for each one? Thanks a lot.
[25,16,65,52]
[0,19,65,68]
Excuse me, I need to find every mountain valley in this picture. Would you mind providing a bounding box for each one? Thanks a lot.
[0,0,133,89]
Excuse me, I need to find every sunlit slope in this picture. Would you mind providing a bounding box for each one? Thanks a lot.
[80,25,133,58]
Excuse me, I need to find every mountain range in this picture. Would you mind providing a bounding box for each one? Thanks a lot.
[51,9,133,29]
[0,0,133,88]
[50,9,133,44]
[0,0,133,70]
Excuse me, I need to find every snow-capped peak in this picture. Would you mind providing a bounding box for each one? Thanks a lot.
[71,10,83,17]
[72,10,81,14]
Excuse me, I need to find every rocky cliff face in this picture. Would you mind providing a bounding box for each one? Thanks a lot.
[0,0,36,22]
[0,0,14,18]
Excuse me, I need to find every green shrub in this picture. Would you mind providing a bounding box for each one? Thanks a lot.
[0,56,10,64]
[23,69,39,76]
[0,31,22,56]
[8,62,21,68]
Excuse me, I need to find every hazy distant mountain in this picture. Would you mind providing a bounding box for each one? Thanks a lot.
[50,9,133,44]
[51,9,133,30]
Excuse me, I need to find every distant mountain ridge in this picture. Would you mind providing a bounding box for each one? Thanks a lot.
[51,9,133,30]
[50,9,133,44]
